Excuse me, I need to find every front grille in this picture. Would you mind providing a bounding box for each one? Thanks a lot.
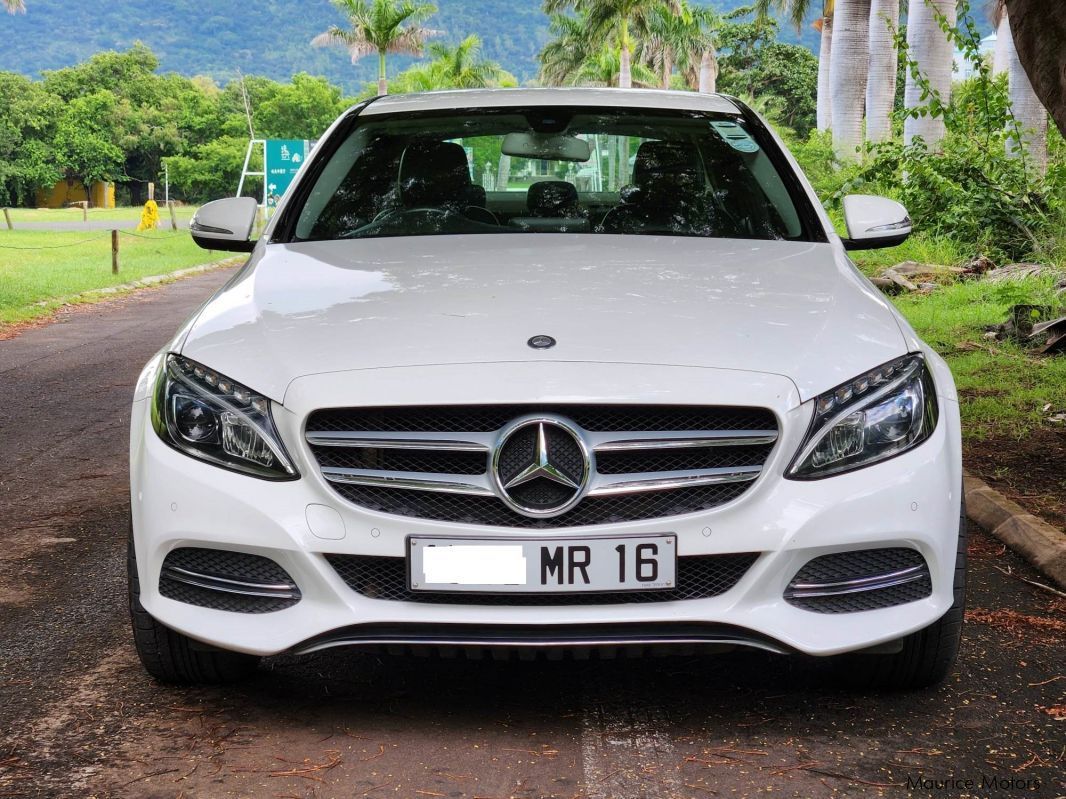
[332,483,753,529]
[309,405,776,434]
[785,548,932,614]
[327,553,758,605]
[159,548,301,613]
[307,405,778,528]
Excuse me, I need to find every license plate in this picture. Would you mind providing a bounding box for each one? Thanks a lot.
[407,535,676,593]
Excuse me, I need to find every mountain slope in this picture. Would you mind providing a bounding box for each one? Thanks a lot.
[0,0,819,89]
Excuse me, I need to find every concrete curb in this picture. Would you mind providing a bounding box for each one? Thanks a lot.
[964,471,1066,589]
[89,256,243,296]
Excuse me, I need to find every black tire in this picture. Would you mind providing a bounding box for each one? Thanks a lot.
[836,493,967,690]
[128,532,260,684]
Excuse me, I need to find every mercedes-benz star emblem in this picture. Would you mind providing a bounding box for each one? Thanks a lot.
[492,416,590,517]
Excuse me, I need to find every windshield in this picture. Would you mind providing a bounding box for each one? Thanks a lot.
[289,106,815,242]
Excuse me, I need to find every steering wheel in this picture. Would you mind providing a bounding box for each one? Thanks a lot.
[343,206,458,238]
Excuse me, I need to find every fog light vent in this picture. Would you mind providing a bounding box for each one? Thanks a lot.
[784,548,931,614]
[159,547,301,613]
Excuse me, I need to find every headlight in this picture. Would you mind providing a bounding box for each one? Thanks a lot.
[787,354,938,479]
[152,354,298,480]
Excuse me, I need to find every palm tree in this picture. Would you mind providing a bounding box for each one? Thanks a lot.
[643,0,720,91]
[539,12,595,86]
[4,0,26,12]
[814,10,834,130]
[571,46,659,87]
[993,4,1047,173]
[1003,0,1065,138]
[992,4,1010,74]
[545,0,670,89]
[311,0,438,96]
[865,0,899,142]
[902,0,956,147]
[828,0,870,155]
[754,0,835,131]
[424,35,517,88]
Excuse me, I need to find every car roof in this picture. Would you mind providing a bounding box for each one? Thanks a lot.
[358,88,743,116]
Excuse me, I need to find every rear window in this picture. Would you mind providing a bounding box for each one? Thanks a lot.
[288,106,816,242]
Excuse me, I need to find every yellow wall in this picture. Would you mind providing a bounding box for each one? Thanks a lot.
[35,180,116,209]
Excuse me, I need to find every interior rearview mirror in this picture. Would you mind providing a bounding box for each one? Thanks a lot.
[190,197,259,253]
[502,132,591,163]
[841,194,912,251]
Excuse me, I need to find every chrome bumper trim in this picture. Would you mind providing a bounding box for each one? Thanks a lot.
[161,565,301,600]
[784,565,928,600]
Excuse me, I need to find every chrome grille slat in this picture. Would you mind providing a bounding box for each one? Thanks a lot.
[320,467,494,496]
[306,431,494,451]
[588,466,762,496]
[588,430,778,451]
[306,405,778,527]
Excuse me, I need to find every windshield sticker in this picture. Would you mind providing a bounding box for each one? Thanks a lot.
[710,121,760,153]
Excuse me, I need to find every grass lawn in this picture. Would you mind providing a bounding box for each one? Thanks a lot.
[848,235,1065,441]
[0,228,228,325]
[858,249,1065,525]
[3,205,198,225]
[889,276,1066,440]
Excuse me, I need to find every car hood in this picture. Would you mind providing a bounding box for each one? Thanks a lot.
[181,235,907,404]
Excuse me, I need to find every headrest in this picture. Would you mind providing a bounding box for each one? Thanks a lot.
[527,181,579,217]
[399,140,473,207]
[632,141,702,191]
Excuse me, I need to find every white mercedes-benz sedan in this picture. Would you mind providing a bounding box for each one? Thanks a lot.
[129,89,964,689]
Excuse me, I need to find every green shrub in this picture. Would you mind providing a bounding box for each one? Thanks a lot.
[824,2,1064,264]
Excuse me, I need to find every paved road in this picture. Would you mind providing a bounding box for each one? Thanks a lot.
[0,272,1063,799]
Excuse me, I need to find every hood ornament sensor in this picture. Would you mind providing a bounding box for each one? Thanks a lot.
[528,335,557,350]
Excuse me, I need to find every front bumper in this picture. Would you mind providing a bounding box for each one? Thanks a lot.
[130,360,963,659]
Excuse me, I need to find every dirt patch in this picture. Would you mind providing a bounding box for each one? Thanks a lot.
[966,426,1066,531]
[966,608,1066,642]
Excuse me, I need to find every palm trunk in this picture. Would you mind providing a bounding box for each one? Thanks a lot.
[698,48,717,93]
[829,0,871,156]
[662,50,672,89]
[618,20,632,88]
[1003,10,1047,174]
[377,51,388,95]
[992,13,1010,74]
[865,0,899,142]
[496,154,511,190]
[902,0,956,148]
[816,15,833,131]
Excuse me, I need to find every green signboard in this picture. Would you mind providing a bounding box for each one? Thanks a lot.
[265,139,309,207]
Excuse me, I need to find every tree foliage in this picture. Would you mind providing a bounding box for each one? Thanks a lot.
[716,13,819,136]
[388,35,516,94]
[0,46,352,206]
[311,0,438,94]
[822,4,1064,262]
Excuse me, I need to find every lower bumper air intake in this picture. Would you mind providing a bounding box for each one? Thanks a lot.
[159,547,301,613]
[784,547,932,613]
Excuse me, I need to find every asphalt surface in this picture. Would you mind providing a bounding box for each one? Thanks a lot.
[0,270,1063,799]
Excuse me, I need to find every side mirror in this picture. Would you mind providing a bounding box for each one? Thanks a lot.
[841,194,912,250]
[190,197,259,253]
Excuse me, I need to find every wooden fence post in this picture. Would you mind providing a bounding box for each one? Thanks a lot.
[111,230,119,275]
[2,208,12,230]
[82,202,87,222]
[168,201,178,231]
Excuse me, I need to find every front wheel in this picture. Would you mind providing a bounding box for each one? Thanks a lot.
[128,531,260,684]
